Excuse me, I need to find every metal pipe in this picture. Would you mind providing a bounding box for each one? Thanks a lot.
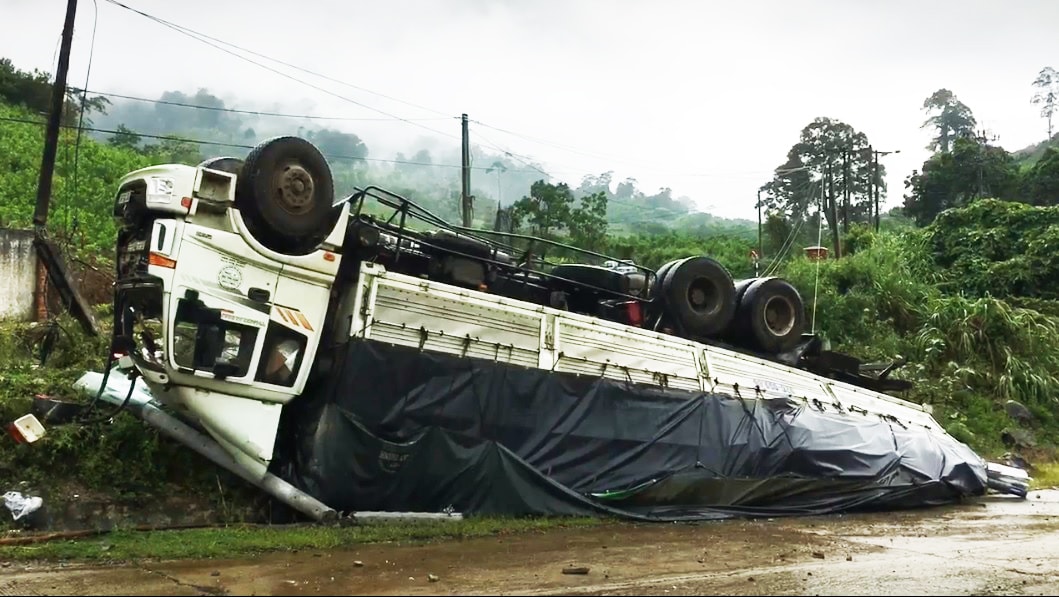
[127,399,338,523]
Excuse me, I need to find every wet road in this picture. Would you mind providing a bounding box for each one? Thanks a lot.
[3,490,1058,596]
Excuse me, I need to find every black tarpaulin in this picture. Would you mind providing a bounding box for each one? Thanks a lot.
[272,339,988,520]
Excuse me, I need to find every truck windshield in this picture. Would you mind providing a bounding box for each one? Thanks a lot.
[172,298,259,378]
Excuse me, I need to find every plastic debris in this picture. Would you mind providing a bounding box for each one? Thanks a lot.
[3,491,43,520]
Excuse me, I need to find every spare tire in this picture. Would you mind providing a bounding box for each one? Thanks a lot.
[236,136,339,255]
[660,256,736,338]
[735,277,805,353]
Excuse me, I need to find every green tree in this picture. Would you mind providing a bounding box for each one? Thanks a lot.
[63,87,111,128]
[1031,66,1058,141]
[108,124,142,151]
[0,103,152,253]
[568,191,608,251]
[510,180,573,238]
[0,57,50,114]
[922,89,977,153]
[1023,147,1059,205]
[306,128,368,160]
[143,136,202,165]
[0,58,109,127]
[762,117,879,255]
[902,136,1019,225]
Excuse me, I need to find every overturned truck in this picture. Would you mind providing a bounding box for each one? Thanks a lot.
[98,136,1019,521]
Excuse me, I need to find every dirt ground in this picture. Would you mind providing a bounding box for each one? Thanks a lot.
[2,490,1058,596]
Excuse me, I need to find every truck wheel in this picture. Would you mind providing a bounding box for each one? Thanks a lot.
[236,136,338,255]
[737,277,805,353]
[198,156,244,177]
[650,259,681,300]
[661,256,736,338]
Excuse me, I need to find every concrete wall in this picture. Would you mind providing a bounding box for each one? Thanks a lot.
[0,228,38,321]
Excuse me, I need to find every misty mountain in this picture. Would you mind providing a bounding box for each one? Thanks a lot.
[87,86,751,234]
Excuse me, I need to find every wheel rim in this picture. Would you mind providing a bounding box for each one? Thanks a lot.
[762,295,796,337]
[273,162,315,216]
[686,277,720,316]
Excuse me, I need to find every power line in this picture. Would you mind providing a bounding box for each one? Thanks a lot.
[94,0,790,207]
[102,1,452,120]
[87,90,451,122]
[473,118,808,181]
[99,1,793,188]
[71,0,100,234]
[0,115,545,173]
[100,0,460,142]
[472,128,557,178]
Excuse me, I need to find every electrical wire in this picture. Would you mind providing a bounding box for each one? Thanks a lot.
[101,0,452,119]
[71,0,99,232]
[103,0,805,194]
[0,115,547,173]
[86,90,451,122]
[760,179,817,277]
[100,0,459,142]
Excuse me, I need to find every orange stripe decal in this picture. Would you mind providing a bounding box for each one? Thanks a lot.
[295,311,314,331]
[276,308,292,324]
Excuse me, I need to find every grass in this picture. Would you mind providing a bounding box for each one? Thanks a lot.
[1030,462,1059,490]
[0,516,605,563]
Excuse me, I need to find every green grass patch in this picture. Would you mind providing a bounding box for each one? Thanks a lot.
[1030,462,1059,490]
[0,516,605,562]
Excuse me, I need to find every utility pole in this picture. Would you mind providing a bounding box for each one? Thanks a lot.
[29,0,98,336]
[33,0,78,231]
[460,113,473,227]
[756,188,763,259]
[841,150,850,233]
[827,161,841,258]
[865,144,874,230]
[872,149,880,232]
[974,128,998,200]
[869,148,900,231]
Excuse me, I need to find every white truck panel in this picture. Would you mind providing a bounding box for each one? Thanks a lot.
[349,263,941,433]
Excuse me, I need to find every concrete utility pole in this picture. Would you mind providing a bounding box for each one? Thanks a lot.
[973,128,999,200]
[842,150,850,233]
[757,188,763,260]
[871,148,901,232]
[33,0,78,231]
[461,114,473,227]
[827,161,841,258]
[872,149,879,232]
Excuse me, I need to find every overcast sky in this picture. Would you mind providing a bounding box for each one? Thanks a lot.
[4,0,1058,220]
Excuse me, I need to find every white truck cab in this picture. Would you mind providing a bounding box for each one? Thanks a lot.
[111,140,348,477]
